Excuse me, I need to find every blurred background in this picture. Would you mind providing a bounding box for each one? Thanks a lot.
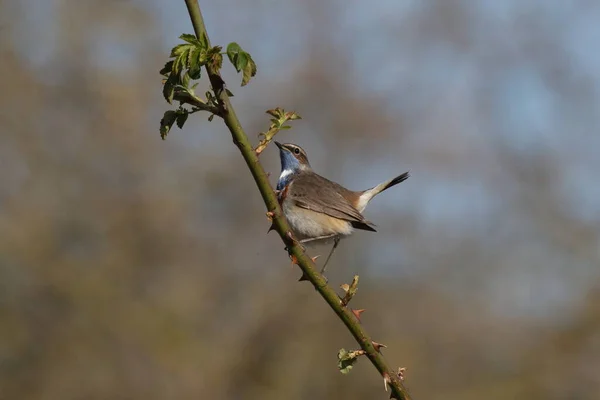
[1,0,600,399]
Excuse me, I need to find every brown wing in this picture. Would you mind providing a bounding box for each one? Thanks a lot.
[288,172,376,232]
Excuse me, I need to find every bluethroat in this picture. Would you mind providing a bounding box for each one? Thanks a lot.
[274,141,409,274]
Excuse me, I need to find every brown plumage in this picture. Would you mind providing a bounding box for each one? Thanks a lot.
[287,171,377,233]
[274,141,410,274]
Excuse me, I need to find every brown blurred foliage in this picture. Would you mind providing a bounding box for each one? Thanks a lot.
[1,1,599,399]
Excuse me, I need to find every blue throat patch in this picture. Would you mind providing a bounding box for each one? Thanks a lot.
[277,169,295,191]
[277,149,301,190]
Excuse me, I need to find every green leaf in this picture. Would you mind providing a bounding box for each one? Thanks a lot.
[235,52,248,72]
[188,48,204,79]
[176,111,189,129]
[189,66,201,80]
[337,349,360,374]
[179,33,202,47]
[170,43,191,58]
[266,108,283,118]
[225,42,257,86]
[285,111,301,121]
[182,72,190,88]
[225,88,234,97]
[162,75,175,104]
[172,53,184,75]
[179,33,196,42]
[241,53,257,86]
[197,47,209,63]
[180,47,191,66]
[160,110,178,139]
[172,45,194,77]
[187,48,195,68]
[163,84,174,104]
[226,42,243,65]
[160,60,173,76]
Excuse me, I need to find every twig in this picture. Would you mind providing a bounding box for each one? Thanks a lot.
[183,1,412,398]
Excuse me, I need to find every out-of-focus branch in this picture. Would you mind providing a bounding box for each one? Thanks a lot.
[183,1,412,398]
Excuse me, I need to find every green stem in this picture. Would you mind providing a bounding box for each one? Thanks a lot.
[183,1,412,399]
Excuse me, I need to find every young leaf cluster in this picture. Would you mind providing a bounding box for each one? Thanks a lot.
[159,36,260,139]
[340,275,359,306]
[161,33,215,104]
[160,33,225,138]
[255,108,302,155]
[337,348,366,374]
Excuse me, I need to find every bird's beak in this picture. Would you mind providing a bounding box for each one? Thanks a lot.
[274,141,284,150]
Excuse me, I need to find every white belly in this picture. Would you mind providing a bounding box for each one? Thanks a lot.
[282,200,353,240]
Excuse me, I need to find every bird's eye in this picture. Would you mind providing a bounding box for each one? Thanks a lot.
[294,147,300,155]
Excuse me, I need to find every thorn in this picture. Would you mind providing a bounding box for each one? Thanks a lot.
[310,255,320,263]
[289,254,299,265]
[383,372,391,392]
[266,172,271,178]
[298,271,309,281]
[397,367,407,381]
[266,212,276,233]
[351,308,366,321]
[372,341,387,353]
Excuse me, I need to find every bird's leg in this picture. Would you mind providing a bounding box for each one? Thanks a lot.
[299,234,338,244]
[320,236,340,275]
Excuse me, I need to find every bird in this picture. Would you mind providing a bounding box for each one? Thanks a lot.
[274,141,409,274]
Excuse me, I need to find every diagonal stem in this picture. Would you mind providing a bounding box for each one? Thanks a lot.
[183,1,412,399]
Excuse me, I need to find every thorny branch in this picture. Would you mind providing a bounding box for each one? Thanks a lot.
[179,1,413,398]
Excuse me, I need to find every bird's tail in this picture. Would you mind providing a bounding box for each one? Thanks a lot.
[356,171,410,212]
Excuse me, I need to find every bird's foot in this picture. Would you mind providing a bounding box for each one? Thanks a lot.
[285,231,305,251]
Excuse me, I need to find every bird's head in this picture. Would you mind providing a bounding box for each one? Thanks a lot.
[275,141,311,173]
[274,142,311,190]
